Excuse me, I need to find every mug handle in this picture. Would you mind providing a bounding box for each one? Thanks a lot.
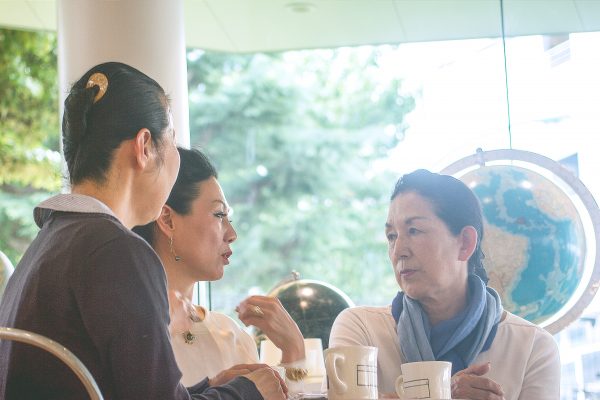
[325,352,347,394]
[394,375,405,400]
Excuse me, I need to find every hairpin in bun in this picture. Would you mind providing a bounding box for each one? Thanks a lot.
[86,72,108,103]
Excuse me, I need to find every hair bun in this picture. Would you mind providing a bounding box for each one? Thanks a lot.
[86,72,108,103]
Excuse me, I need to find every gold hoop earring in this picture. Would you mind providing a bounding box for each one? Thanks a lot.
[169,236,181,262]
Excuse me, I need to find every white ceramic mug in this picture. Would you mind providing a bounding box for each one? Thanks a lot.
[304,338,326,392]
[259,339,281,366]
[395,361,451,400]
[324,345,378,400]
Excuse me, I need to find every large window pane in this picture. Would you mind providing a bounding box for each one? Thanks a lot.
[189,31,600,399]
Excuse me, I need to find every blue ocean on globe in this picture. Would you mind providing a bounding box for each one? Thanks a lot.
[461,165,585,325]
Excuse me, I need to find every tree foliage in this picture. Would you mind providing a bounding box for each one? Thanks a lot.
[187,48,415,309]
[0,28,60,263]
[0,31,416,306]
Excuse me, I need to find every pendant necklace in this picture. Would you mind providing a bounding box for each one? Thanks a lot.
[182,309,203,345]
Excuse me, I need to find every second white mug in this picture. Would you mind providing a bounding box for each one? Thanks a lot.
[395,361,451,399]
[324,345,378,400]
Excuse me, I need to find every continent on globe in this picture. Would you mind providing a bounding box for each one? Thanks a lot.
[483,224,528,312]
[461,165,585,325]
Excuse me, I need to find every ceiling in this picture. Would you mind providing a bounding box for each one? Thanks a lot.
[2,0,600,52]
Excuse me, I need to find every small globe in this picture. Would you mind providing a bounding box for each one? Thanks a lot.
[461,165,586,326]
[260,277,354,349]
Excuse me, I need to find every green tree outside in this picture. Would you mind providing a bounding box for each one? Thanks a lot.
[0,28,61,264]
[0,29,415,309]
[187,48,415,310]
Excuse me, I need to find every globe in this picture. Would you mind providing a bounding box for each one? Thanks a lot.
[257,276,354,349]
[442,149,600,333]
[462,165,585,325]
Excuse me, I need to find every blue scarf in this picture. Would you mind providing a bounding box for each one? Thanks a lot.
[391,274,502,375]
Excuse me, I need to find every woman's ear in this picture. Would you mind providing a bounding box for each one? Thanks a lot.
[156,205,176,236]
[458,226,478,262]
[133,128,153,170]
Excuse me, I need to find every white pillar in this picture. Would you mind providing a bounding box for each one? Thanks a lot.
[57,0,190,148]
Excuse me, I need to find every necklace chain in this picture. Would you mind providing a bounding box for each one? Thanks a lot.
[182,310,202,344]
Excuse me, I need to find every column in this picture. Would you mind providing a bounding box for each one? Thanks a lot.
[57,0,190,147]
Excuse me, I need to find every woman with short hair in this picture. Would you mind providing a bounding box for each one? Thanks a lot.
[330,169,560,400]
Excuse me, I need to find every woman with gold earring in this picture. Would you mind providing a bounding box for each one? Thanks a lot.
[134,148,307,389]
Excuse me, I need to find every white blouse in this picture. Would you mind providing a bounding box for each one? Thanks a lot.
[171,306,258,387]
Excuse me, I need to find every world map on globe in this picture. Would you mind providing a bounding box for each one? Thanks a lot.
[461,165,586,325]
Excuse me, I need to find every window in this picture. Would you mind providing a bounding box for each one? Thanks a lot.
[2,19,600,399]
[187,32,600,399]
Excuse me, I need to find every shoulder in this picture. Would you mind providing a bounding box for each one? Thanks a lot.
[204,309,254,339]
[500,311,552,336]
[331,306,395,337]
[497,311,558,353]
[336,305,393,323]
[86,217,159,260]
[82,218,162,277]
[203,310,257,349]
[206,309,245,331]
[330,305,395,347]
[48,211,149,254]
[69,215,165,299]
[35,212,161,278]
[92,215,151,250]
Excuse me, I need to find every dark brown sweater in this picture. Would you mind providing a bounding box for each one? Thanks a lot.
[0,205,261,400]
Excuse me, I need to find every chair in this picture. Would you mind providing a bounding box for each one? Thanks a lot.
[0,327,104,400]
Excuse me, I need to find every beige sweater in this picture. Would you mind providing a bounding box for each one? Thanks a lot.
[329,305,560,399]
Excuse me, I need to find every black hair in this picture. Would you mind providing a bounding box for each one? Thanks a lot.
[133,147,218,245]
[62,62,170,185]
[391,169,489,284]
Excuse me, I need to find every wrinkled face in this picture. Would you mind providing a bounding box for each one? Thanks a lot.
[385,191,468,302]
[172,177,237,282]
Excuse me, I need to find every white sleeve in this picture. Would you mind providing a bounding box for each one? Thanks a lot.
[240,329,261,363]
[329,308,372,347]
[517,328,561,400]
[223,316,260,364]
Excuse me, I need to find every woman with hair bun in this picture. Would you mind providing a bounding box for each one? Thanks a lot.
[0,62,282,400]
[133,147,306,390]
[329,169,560,400]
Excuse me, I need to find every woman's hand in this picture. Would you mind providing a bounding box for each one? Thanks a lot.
[243,366,288,400]
[236,295,305,363]
[451,363,505,400]
[209,363,255,387]
[209,364,288,399]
